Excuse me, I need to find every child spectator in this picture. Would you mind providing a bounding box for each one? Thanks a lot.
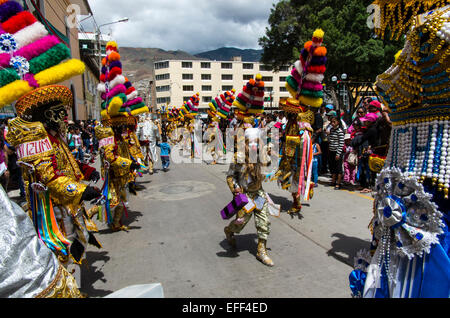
[343,134,357,186]
[157,136,171,172]
[327,116,345,189]
[311,134,322,187]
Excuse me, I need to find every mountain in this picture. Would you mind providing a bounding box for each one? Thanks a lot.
[119,47,201,82]
[118,47,263,83]
[194,47,263,62]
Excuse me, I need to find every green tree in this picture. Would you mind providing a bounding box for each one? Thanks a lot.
[259,0,403,82]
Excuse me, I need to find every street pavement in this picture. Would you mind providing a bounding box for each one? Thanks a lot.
[6,151,374,298]
[62,153,376,298]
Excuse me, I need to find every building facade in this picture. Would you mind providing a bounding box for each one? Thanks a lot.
[153,57,291,112]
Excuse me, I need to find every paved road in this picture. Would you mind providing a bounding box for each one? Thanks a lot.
[71,155,374,298]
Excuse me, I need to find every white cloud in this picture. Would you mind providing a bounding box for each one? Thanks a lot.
[84,0,278,53]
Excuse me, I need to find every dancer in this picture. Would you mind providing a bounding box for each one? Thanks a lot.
[274,29,327,213]
[96,41,147,231]
[0,1,102,271]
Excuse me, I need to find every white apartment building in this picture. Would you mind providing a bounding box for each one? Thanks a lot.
[153,57,291,112]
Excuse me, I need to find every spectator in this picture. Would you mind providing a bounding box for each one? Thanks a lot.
[368,100,382,118]
[157,135,171,172]
[343,133,357,187]
[327,116,345,190]
[311,134,322,187]
[352,113,378,193]
[348,107,366,135]
[72,126,84,161]
[0,134,8,191]
[81,126,91,154]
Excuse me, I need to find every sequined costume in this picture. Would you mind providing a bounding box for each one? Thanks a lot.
[0,1,102,274]
[0,185,82,298]
[349,2,450,298]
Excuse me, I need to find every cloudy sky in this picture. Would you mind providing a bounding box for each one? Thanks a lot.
[83,0,279,54]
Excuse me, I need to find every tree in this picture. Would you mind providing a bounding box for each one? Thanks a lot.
[259,0,403,82]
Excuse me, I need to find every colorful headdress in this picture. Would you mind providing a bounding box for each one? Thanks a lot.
[209,89,236,120]
[0,1,85,114]
[98,41,149,126]
[376,6,450,198]
[233,74,265,115]
[181,93,199,119]
[285,29,327,110]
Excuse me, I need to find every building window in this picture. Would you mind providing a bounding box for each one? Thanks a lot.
[157,97,171,104]
[201,62,211,69]
[183,96,191,102]
[243,63,254,69]
[222,85,233,91]
[265,87,273,92]
[243,74,253,80]
[155,73,170,81]
[156,85,170,92]
[262,76,273,82]
[221,63,232,69]
[280,86,287,92]
[279,76,287,82]
[259,64,272,71]
[201,74,211,80]
[280,66,290,72]
[222,74,233,80]
[182,73,194,80]
[202,96,212,103]
[183,85,194,91]
[155,61,169,69]
[182,61,193,68]
[202,85,212,91]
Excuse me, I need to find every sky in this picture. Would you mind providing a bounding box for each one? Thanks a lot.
[83,0,279,54]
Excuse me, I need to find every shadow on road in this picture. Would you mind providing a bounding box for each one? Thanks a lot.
[327,233,371,267]
[80,251,114,297]
[216,233,258,258]
[96,210,143,235]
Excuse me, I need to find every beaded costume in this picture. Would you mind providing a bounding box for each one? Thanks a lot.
[0,1,102,275]
[349,1,450,298]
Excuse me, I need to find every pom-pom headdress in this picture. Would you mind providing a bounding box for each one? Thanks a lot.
[99,41,149,126]
[209,88,236,120]
[284,29,327,112]
[0,1,85,115]
[233,74,265,123]
[181,93,200,119]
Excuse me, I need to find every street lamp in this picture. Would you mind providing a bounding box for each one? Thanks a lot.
[96,18,129,76]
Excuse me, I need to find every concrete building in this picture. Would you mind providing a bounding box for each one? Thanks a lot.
[153,57,291,112]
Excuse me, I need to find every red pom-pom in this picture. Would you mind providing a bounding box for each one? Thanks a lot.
[126,87,136,95]
[307,65,326,74]
[100,74,106,82]
[107,67,122,81]
[2,11,36,34]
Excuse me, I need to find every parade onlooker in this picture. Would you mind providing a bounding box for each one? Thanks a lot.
[368,100,382,118]
[311,134,322,187]
[157,135,171,172]
[327,116,345,189]
[343,133,357,186]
